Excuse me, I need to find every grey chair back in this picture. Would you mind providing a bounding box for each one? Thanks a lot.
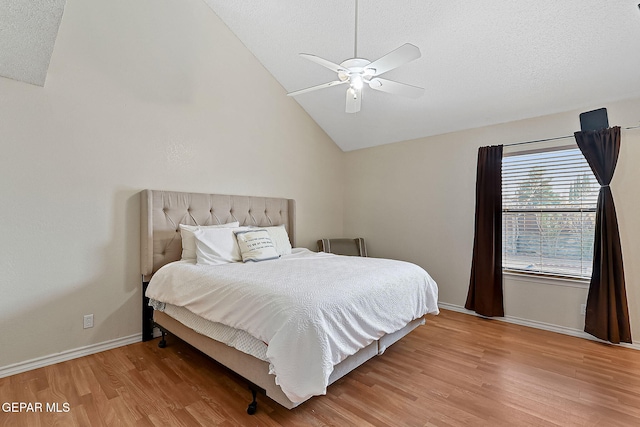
[317,238,367,257]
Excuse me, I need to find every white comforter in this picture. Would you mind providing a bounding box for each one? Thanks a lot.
[145,248,439,404]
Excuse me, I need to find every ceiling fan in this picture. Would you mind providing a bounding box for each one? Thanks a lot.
[287,0,424,113]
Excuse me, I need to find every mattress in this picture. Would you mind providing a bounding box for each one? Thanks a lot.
[153,300,268,361]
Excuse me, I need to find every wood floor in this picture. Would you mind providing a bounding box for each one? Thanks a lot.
[2,309,640,426]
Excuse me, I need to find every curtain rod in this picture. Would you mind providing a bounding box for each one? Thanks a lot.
[503,125,640,147]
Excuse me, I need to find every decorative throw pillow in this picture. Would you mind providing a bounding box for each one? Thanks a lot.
[250,224,292,256]
[234,229,280,262]
[265,224,293,256]
[180,222,239,261]
[193,226,248,266]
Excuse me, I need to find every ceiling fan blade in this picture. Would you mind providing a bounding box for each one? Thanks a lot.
[368,78,424,98]
[345,87,362,113]
[287,80,347,97]
[299,53,348,74]
[365,43,421,76]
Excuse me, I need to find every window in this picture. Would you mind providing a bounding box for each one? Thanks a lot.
[502,147,598,279]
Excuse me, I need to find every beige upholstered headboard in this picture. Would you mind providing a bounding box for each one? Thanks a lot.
[140,190,296,281]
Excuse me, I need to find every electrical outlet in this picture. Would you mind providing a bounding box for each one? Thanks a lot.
[580,304,586,316]
[83,314,94,329]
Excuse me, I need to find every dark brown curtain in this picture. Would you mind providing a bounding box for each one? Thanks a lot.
[465,145,504,317]
[574,126,631,344]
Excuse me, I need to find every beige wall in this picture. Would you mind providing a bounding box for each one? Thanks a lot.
[0,0,344,367]
[344,98,640,340]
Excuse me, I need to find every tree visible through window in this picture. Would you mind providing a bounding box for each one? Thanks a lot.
[502,148,598,278]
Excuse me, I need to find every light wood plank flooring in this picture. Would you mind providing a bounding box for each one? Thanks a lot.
[2,309,640,426]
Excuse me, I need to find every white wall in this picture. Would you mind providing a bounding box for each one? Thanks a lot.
[0,0,344,367]
[344,97,640,340]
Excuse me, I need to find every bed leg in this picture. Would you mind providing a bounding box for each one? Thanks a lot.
[158,330,167,348]
[247,388,258,415]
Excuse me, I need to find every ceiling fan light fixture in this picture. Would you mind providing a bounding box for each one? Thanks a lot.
[350,74,364,90]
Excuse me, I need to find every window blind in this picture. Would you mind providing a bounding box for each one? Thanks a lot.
[502,148,598,278]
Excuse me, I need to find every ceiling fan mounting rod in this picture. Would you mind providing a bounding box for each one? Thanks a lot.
[354,0,359,58]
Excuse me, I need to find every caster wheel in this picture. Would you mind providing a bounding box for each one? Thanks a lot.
[158,340,166,348]
[247,402,257,415]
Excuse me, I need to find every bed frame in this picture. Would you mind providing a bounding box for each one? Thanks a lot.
[140,189,425,412]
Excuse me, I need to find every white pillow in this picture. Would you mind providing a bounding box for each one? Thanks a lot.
[180,222,239,261]
[234,229,280,262]
[194,226,248,266]
[250,224,292,256]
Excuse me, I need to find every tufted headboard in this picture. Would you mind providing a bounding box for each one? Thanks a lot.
[140,189,296,281]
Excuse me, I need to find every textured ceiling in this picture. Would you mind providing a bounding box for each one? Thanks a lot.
[204,1,640,151]
[0,0,66,86]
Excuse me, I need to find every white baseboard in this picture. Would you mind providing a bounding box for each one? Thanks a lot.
[438,302,640,351]
[0,334,142,379]
[3,305,637,379]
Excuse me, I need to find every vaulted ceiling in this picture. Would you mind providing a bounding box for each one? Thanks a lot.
[0,0,66,86]
[204,1,640,151]
[3,1,640,151]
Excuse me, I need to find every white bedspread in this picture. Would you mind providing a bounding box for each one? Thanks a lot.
[145,248,439,403]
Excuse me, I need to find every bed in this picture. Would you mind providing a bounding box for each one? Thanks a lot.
[140,189,438,412]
